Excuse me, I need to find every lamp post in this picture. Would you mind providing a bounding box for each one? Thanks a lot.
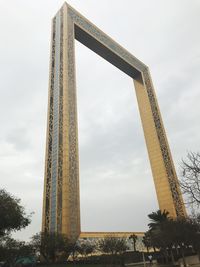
[137,238,146,267]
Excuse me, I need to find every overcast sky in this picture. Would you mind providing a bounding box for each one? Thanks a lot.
[0,0,200,241]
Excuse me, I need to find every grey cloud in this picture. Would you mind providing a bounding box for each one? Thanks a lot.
[0,0,199,240]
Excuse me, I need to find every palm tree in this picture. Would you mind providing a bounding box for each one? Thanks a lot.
[142,232,152,252]
[148,209,170,230]
[129,234,138,251]
[147,210,198,267]
[147,210,172,264]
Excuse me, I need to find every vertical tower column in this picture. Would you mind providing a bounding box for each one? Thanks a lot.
[42,15,56,233]
[61,4,80,241]
[42,5,80,241]
[134,70,186,217]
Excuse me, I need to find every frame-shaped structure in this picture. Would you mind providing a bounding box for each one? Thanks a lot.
[42,2,186,241]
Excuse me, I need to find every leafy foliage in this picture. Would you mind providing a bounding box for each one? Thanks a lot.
[145,209,200,267]
[31,232,71,262]
[142,231,153,252]
[0,236,34,265]
[77,241,95,258]
[98,236,128,255]
[0,189,31,237]
[148,209,170,230]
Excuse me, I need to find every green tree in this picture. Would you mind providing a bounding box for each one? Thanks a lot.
[76,241,95,261]
[142,231,152,252]
[0,236,34,266]
[147,210,174,264]
[98,236,128,266]
[190,213,200,260]
[99,236,127,255]
[0,189,31,237]
[169,218,198,267]
[148,209,170,230]
[31,232,71,263]
[149,220,175,264]
[146,210,200,267]
[69,241,81,263]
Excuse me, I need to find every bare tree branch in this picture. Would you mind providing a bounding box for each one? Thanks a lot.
[179,152,200,207]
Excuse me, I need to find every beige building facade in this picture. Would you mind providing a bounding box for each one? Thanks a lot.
[42,2,186,241]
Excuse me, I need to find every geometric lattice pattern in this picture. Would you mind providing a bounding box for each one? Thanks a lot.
[42,2,186,242]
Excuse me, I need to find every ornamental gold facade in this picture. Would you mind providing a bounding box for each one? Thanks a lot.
[42,2,186,241]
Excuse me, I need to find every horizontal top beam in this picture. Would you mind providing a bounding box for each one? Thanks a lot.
[64,3,148,79]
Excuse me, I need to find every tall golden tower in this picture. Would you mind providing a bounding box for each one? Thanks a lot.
[42,2,186,241]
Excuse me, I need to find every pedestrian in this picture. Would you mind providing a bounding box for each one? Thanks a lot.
[148,254,153,265]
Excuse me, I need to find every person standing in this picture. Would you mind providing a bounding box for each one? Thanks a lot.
[148,255,153,265]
